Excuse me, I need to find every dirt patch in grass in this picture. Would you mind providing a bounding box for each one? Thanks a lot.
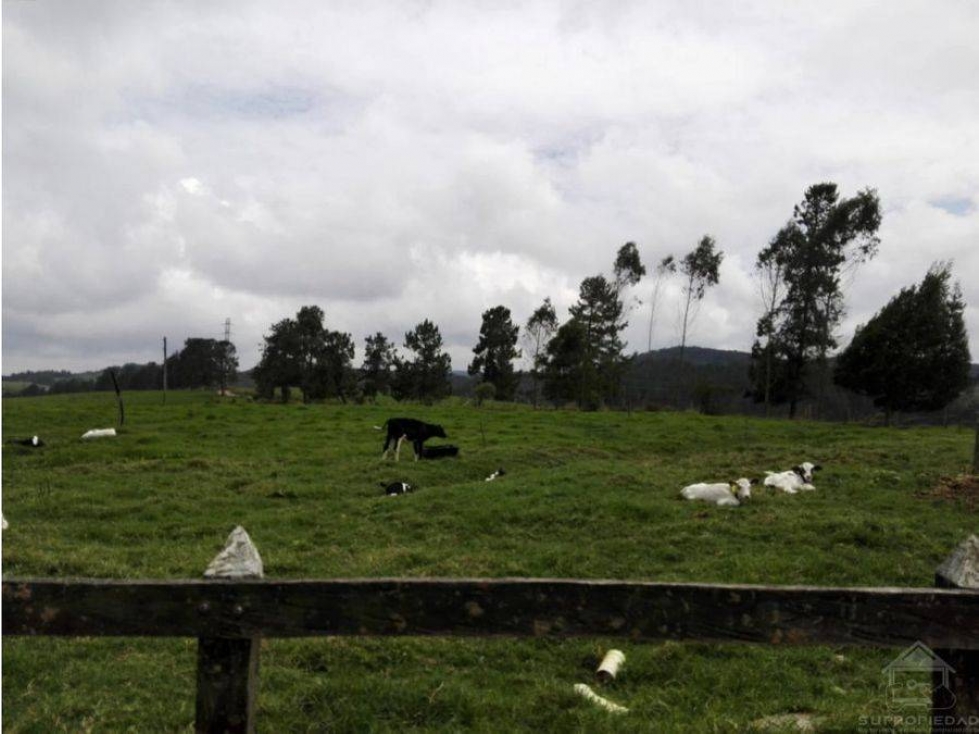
[917,474,979,511]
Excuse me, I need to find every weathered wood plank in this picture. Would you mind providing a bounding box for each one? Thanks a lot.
[4,578,979,649]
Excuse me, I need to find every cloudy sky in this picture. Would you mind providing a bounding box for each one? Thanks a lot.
[3,0,977,375]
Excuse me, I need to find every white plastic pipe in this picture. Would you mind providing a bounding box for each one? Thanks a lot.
[573,684,629,714]
[596,649,625,682]
[81,428,117,439]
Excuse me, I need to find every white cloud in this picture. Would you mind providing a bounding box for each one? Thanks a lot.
[3,0,978,374]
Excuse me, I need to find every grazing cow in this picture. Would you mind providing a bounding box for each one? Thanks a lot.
[681,477,756,507]
[485,468,506,482]
[763,462,822,493]
[381,481,413,496]
[378,418,447,461]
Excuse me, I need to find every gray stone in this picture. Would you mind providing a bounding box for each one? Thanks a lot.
[204,526,264,579]
[936,535,979,589]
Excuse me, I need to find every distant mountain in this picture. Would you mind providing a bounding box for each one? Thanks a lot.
[634,346,751,366]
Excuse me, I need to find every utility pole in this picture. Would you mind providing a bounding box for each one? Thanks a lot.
[163,336,168,404]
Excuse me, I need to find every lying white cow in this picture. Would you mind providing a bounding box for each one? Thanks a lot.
[681,477,756,507]
[763,462,821,493]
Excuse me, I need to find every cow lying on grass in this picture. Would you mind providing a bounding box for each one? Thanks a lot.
[377,418,447,461]
[681,478,756,507]
[764,462,821,493]
[9,436,44,448]
[421,445,459,459]
[381,482,413,496]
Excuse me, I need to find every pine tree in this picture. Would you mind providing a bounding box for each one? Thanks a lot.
[362,333,397,400]
[833,263,971,424]
[540,244,644,409]
[397,320,452,403]
[468,306,521,401]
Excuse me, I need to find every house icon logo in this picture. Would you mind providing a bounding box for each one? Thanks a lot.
[882,642,956,710]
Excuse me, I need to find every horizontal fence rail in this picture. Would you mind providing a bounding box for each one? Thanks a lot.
[5,577,979,648]
[5,531,977,733]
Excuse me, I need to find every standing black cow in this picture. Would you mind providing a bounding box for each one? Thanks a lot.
[378,418,447,461]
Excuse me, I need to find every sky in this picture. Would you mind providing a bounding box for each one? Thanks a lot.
[3,0,978,375]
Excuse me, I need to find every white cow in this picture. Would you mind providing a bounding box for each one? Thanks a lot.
[763,462,821,493]
[681,477,756,507]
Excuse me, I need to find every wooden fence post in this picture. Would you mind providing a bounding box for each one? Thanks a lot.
[934,535,979,732]
[197,527,264,734]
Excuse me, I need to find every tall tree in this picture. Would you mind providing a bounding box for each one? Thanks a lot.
[833,263,971,425]
[570,275,625,408]
[468,305,521,401]
[167,338,236,390]
[646,255,676,352]
[216,340,238,392]
[750,229,790,415]
[311,330,357,402]
[541,319,588,406]
[613,241,646,296]
[753,183,881,418]
[677,235,723,369]
[524,298,558,408]
[295,305,328,402]
[253,306,354,403]
[396,319,452,403]
[253,318,301,401]
[540,245,644,409]
[362,333,397,400]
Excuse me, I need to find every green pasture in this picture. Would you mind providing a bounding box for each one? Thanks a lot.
[2,390,975,732]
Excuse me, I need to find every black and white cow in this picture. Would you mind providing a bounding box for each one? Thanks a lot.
[377,418,447,461]
[10,436,44,448]
[381,481,414,496]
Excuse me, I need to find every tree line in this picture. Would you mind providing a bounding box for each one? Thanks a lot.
[11,338,239,396]
[9,181,972,421]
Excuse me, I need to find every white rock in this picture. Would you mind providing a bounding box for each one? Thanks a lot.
[936,535,979,589]
[204,526,264,579]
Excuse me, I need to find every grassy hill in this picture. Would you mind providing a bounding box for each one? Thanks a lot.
[2,391,976,731]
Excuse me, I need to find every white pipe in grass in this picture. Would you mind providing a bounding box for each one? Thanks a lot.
[573,683,629,714]
[596,649,625,682]
[81,428,117,440]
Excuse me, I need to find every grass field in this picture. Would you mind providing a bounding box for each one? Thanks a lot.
[2,390,976,732]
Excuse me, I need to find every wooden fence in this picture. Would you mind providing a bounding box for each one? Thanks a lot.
[4,534,978,733]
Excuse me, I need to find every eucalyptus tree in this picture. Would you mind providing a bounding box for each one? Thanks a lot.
[677,235,723,369]
[750,183,881,417]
